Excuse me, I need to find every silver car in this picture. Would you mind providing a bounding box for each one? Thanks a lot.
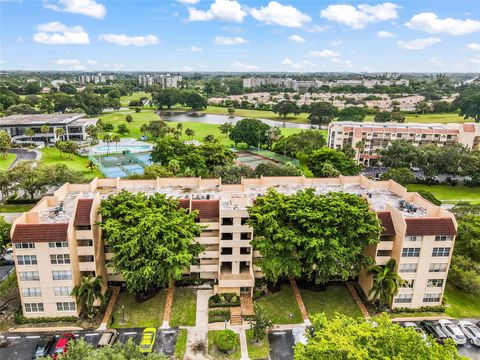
[438,320,466,345]
[458,321,480,347]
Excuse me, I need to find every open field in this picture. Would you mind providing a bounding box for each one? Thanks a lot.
[407,184,480,204]
[169,287,196,327]
[0,153,16,170]
[99,109,161,139]
[119,91,151,107]
[40,147,102,179]
[255,284,303,324]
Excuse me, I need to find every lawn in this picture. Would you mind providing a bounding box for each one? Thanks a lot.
[0,272,19,332]
[120,91,151,107]
[169,287,196,327]
[246,329,270,360]
[444,284,480,318]
[255,284,303,324]
[407,184,480,204]
[110,289,167,328]
[208,330,241,360]
[99,109,161,139]
[175,329,188,360]
[40,147,102,179]
[0,153,16,170]
[0,204,34,213]
[300,283,363,319]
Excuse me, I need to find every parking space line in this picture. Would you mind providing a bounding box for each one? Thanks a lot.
[6,336,21,339]
[272,331,286,335]
[123,332,137,335]
[26,336,41,339]
[162,330,175,334]
[85,333,99,336]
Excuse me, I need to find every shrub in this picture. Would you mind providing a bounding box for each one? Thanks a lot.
[416,190,441,206]
[208,309,230,323]
[214,330,237,353]
[15,308,77,324]
[208,292,240,307]
[236,142,249,150]
[175,277,212,286]
[391,305,445,313]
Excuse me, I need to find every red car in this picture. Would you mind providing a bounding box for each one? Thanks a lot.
[52,333,75,359]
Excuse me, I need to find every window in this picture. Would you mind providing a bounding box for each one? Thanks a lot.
[79,255,94,262]
[435,235,453,241]
[54,286,73,296]
[49,241,68,248]
[427,279,444,288]
[221,233,233,241]
[19,271,39,281]
[15,242,35,249]
[241,217,249,225]
[221,248,233,255]
[17,255,37,265]
[432,247,450,257]
[401,280,414,288]
[405,236,422,242]
[394,294,412,304]
[50,254,70,265]
[22,287,42,297]
[77,239,93,246]
[240,232,252,240]
[376,250,391,257]
[52,271,72,280]
[76,225,91,230]
[240,247,251,255]
[402,248,420,257]
[429,263,447,272]
[57,302,76,311]
[24,303,44,313]
[221,218,234,226]
[423,293,441,303]
[399,263,417,273]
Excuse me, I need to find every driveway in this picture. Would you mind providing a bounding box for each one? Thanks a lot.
[268,329,295,360]
[0,265,14,282]
[7,148,40,169]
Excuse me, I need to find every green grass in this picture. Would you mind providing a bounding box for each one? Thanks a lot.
[0,204,34,213]
[255,284,303,324]
[246,329,270,360]
[208,330,241,360]
[120,91,151,107]
[0,272,18,332]
[174,329,188,360]
[110,290,167,328]
[40,147,102,179]
[407,184,480,204]
[300,283,363,319]
[169,287,196,327]
[99,109,161,139]
[444,284,480,318]
[0,153,16,170]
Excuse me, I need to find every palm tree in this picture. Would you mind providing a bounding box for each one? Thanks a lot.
[55,127,65,142]
[40,125,49,145]
[185,128,195,139]
[168,159,181,174]
[24,128,34,143]
[125,114,133,129]
[112,134,121,153]
[176,123,183,132]
[71,276,105,316]
[368,259,405,308]
[140,124,149,138]
[218,122,233,138]
[87,160,96,173]
[355,140,365,165]
[103,133,111,155]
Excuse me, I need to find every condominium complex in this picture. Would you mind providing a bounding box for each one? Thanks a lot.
[11,176,456,317]
[328,121,480,166]
[78,74,116,84]
[138,74,182,88]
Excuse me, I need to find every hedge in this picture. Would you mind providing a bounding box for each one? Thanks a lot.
[214,330,237,353]
[208,309,230,323]
[176,277,213,286]
[392,305,446,313]
[208,292,240,308]
[15,309,77,325]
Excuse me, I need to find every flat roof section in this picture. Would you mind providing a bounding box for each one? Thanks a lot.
[0,113,85,126]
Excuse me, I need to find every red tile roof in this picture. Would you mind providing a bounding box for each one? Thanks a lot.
[405,218,456,236]
[12,223,69,243]
[178,199,190,209]
[73,199,93,226]
[463,123,476,133]
[191,200,219,219]
[377,212,396,236]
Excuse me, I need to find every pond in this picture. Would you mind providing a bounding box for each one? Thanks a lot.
[159,112,323,130]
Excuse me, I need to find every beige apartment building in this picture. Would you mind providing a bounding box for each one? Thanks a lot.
[11,176,456,318]
[328,121,480,165]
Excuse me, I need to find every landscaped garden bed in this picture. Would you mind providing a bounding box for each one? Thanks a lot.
[208,330,241,360]
[208,308,230,323]
[208,292,240,307]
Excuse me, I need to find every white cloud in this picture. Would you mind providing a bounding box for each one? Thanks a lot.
[281,59,315,70]
[33,22,90,45]
[177,0,199,4]
[329,40,343,46]
[53,59,80,65]
[321,2,399,29]
[377,30,395,38]
[467,43,480,51]
[86,59,97,64]
[232,61,259,71]
[44,0,106,19]
[429,57,443,66]
[397,37,441,50]
[281,58,293,65]
[406,12,480,36]
[191,46,203,52]
[98,34,159,46]
[309,49,341,58]
[250,1,311,28]
[304,24,328,33]
[288,34,305,43]
[471,55,480,64]
[213,36,248,45]
[188,0,246,23]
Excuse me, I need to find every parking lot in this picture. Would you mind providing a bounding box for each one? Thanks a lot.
[0,328,179,360]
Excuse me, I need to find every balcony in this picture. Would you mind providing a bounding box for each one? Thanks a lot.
[76,230,93,240]
[77,246,94,256]
[375,256,391,265]
[195,236,219,245]
[190,264,218,273]
[79,262,96,272]
[218,270,254,288]
[199,251,219,259]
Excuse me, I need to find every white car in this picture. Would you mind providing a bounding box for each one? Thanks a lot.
[458,321,480,347]
[438,320,467,345]
[403,322,427,340]
[0,248,13,263]
[292,327,307,345]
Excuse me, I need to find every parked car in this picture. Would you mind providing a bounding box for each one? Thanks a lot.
[419,321,448,344]
[0,247,14,264]
[32,336,55,359]
[403,322,427,340]
[438,320,466,345]
[52,333,75,359]
[292,327,308,345]
[139,328,156,353]
[98,329,118,347]
[458,321,480,347]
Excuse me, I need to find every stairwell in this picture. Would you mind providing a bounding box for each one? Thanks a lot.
[230,307,243,325]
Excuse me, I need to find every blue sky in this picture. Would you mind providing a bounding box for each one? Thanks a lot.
[1,0,480,72]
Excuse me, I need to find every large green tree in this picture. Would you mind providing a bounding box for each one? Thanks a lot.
[229,118,270,148]
[152,88,181,110]
[272,100,300,122]
[453,86,480,122]
[0,131,11,160]
[272,130,325,158]
[337,106,367,122]
[99,191,204,293]
[378,140,418,168]
[184,91,208,112]
[306,148,361,177]
[294,313,461,360]
[0,216,11,255]
[380,167,415,185]
[308,102,338,124]
[248,189,381,284]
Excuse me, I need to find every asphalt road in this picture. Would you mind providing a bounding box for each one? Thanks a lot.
[269,329,295,360]
[0,265,14,282]
[0,328,179,360]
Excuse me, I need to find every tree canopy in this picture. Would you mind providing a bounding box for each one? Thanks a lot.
[272,100,300,119]
[272,130,325,158]
[453,86,480,123]
[337,106,367,122]
[99,191,204,293]
[306,148,361,177]
[308,102,338,124]
[229,118,271,147]
[248,189,381,284]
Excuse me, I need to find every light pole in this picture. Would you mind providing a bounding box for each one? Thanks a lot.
[121,304,125,325]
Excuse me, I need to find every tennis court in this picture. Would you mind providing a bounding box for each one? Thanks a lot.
[89,152,151,178]
[235,151,278,169]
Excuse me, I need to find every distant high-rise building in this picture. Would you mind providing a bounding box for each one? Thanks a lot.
[138,74,182,88]
[78,73,116,84]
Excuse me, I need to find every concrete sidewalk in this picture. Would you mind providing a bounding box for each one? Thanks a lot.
[9,326,83,333]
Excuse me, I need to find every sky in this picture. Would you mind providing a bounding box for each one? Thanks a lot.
[1,0,480,73]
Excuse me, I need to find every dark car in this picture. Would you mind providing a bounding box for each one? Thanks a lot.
[32,336,55,359]
[52,333,75,359]
[420,321,448,344]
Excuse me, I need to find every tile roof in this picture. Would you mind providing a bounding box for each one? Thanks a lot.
[178,199,190,209]
[377,212,396,236]
[405,218,456,236]
[73,199,93,226]
[191,200,219,219]
[463,123,476,133]
[12,223,69,243]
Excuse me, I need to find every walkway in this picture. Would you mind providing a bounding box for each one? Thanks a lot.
[7,149,41,169]
[346,281,370,318]
[162,283,174,328]
[97,286,120,331]
[290,279,310,325]
[184,289,212,360]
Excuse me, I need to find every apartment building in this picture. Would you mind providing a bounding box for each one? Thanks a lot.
[328,121,480,166]
[78,74,116,84]
[138,74,182,88]
[11,176,456,317]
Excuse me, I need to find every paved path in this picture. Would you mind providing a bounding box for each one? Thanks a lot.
[184,289,213,360]
[290,279,310,325]
[162,284,174,328]
[7,149,41,169]
[346,281,370,318]
[97,286,120,331]
[238,328,249,360]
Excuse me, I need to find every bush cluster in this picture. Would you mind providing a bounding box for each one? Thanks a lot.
[391,305,446,313]
[175,277,213,286]
[208,309,230,323]
[208,292,240,307]
[15,309,77,324]
[214,330,237,353]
